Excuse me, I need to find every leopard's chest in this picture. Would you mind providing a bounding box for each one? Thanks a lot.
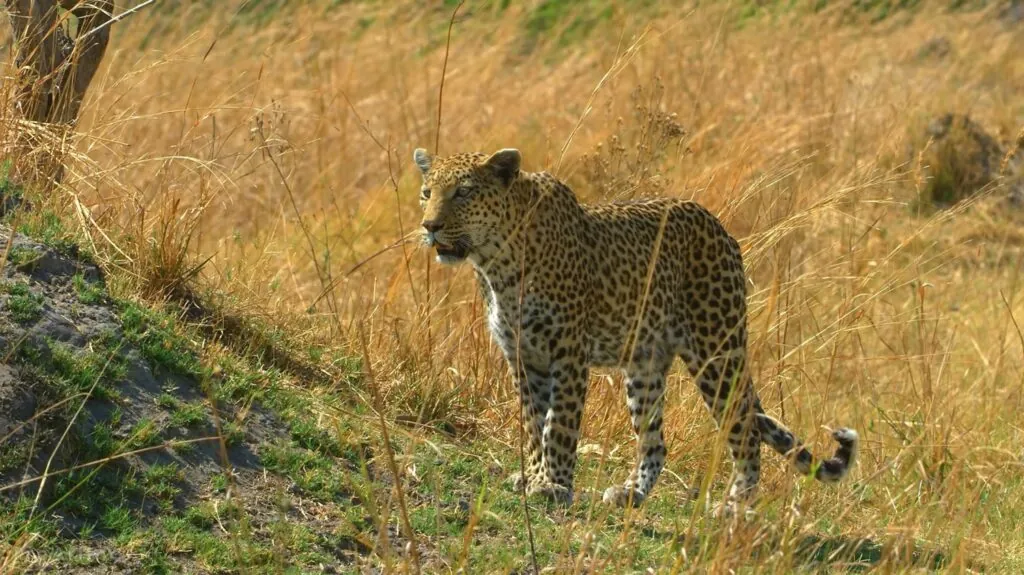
[482,280,554,366]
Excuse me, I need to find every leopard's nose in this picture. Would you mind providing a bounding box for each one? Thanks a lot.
[422,220,444,233]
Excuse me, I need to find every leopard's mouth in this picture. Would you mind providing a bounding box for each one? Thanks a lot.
[423,229,470,264]
[434,241,468,263]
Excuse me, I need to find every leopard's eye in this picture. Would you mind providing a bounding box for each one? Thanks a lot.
[454,186,473,200]
[421,188,431,200]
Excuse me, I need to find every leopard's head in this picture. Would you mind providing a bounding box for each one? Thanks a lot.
[413,148,521,265]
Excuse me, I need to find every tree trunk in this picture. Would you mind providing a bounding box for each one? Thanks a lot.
[4,0,113,185]
[6,0,113,125]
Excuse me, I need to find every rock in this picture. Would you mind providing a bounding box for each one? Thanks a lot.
[912,114,1023,209]
[915,36,951,61]
[1000,1,1024,26]
[1010,182,1024,207]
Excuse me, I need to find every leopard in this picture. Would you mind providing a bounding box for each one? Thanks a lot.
[413,146,858,515]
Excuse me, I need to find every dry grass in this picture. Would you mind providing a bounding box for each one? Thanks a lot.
[2,0,1024,572]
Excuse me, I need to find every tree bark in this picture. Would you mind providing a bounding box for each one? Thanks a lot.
[4,1,113,184]
[6,0,114,125]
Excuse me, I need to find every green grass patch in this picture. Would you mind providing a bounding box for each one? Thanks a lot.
[258,439,349,502]
[12,333,126,405]
[6,245,40,271]
[156,392,207,429]
[100,504,136,538]
[118,301,206,377]
[140,510,277,572]
[44,336,126,402]
[49,469,128,527]
[1,280,44,323]
[169,401,206,428]
[72,273,106,305]
[289,417,344,458]
[208,473,229,494]
[221,420,246,447]
[0,443,30,475]
[138,464,184,510]
[15,209,76,253]
[0,495,62,543]
[124,417,163,450]
[0,161,23,212]
[86,414,121,459]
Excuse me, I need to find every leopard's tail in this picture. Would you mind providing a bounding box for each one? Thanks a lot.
[755,404,858,483]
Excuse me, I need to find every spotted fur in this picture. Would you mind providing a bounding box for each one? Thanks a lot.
[414,147,858,512]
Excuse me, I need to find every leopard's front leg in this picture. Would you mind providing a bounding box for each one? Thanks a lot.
[530,347,588,505]
[507,362,551,493]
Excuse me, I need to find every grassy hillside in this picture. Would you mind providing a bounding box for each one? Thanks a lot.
[1,0,1023,572]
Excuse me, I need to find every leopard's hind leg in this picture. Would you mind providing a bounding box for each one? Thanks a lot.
[603,354,672,507]
[681,347,763,516]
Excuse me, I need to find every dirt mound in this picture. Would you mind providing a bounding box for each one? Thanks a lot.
[2,227,250,501]
[0,226,371,572]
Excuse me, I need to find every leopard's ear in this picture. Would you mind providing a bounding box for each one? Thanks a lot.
[484,148,521,187]
[413,148,433,176]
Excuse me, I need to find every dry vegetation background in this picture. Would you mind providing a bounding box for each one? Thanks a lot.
[3,0,1024,572]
